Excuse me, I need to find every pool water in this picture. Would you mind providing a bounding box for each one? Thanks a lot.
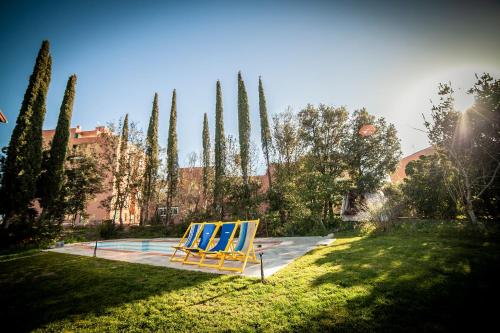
[92,240,176,254]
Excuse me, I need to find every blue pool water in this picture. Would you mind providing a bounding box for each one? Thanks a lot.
[92,240,176,254]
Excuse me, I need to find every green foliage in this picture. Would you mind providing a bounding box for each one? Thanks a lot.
[345,108,401,194]
[2,221,499,332]
[424,74,500,224]
[213,80,226,217]
[63,150,104,225]
[237,71,251,186]
[141,93,160,224]
[258,76,272,184]
[98,220,116,239]
[40,75,77,222]
[202,113,211,205]
[402,155,458,219]
[299,104,351,230]
[0,40,52,224]
[112,114,129,225]
[166,89,179,224]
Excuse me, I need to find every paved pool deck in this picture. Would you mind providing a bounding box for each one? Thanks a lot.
[46,235,335,278]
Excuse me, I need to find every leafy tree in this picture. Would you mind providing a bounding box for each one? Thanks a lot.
[298,104,351,231]
[141,93,160,224]
[63,148,104,225]
[222,135,262,220]
[237,72,251,187]
[268,108,306,234]
[166,89,179,224]
[345,108,401,195]
[40,75,77,222]
[402,155,457,219]
[424,75,500,225]
[258,76,272,187]
[202,113,211,210]
[213,80,226,218]
[0,40,52,226]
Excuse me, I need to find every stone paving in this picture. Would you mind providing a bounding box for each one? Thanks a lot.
[46,235,335,278]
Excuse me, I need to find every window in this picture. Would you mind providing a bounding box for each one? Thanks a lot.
[158,206,179,216]
[158,207,167,217]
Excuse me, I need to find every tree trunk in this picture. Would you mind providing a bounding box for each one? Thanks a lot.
[119,207,123,227]
[462,174,476,224]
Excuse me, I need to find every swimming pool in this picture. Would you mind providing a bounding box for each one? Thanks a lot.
[90,240,176,254]
[83,239,281,255]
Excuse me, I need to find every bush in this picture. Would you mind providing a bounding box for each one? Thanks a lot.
[357,185,407,232]
[98,220,116,239]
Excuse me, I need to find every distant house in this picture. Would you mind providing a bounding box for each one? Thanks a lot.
[341,147,435,220]
[390,147,435,183]
[42,125,142,225]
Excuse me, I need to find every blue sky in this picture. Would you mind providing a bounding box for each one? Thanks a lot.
[1,0,499,168]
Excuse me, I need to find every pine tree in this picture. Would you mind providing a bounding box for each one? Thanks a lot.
[1,40,52,225]
[258,76,272,187]
[166,89,179,224]
[237,71,251,186]
[213,80,226,218]
[202,113,211,208]
[41,74,77,221]
[141,93,159,225]
[114,114,129,226]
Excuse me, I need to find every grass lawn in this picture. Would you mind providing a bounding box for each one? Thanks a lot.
[1,221,499,332]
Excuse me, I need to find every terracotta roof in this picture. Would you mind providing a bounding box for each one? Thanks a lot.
[390,147,435,183]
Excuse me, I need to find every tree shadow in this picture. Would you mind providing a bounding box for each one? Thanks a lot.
[0,252,239,332]
[291,232,500,332]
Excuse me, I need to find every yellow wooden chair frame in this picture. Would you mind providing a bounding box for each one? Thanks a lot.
[218,219,260,274]
[169,222,204,262]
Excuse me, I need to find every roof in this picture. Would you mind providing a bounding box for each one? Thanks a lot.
[390,147,435,183]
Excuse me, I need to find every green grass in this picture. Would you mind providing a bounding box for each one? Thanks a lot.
[1,221,499,332]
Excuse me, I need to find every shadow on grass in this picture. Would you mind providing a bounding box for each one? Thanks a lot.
[0,252,235,332]
[292,231,500,332]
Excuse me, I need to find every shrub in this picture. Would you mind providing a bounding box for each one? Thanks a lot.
[98,220,116,239]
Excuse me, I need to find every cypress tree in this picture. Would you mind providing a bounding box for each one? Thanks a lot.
[141,93,159,225]
[115,113,129,225]
[202,113,211,203]
[258,76,272,187]
[166,89,179,224]
[213,80,226,217]
[42,74,77,221]
[0,40,52,224]
[237,71,251,186]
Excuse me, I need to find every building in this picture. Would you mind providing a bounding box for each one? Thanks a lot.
[390,147,435,183]
[42,125,141,225]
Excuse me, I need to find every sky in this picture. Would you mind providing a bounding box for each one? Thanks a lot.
[1,0,499,169]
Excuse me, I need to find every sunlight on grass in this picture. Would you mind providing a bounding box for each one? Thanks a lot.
[1,223,499,332]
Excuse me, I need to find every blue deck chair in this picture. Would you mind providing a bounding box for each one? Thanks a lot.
[198,222,239,268]
[170,222,203,262]
[182,222,219,265]
[218,219,260,273]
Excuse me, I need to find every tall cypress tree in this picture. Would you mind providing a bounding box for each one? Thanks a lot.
[237,71,251,186]
[41,74,77,221]
[141,93,159,225]
[1,40,52,224]
[114,113,129,226]
[202,113,211,208]
[213,80,225,217]
[166,89,179,224]
[258,76,272,187]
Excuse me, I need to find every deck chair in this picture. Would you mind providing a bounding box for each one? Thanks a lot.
[198,222,239,268]
[218,219,260,273]
[170,222,203,262]
[182,222,219,265]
